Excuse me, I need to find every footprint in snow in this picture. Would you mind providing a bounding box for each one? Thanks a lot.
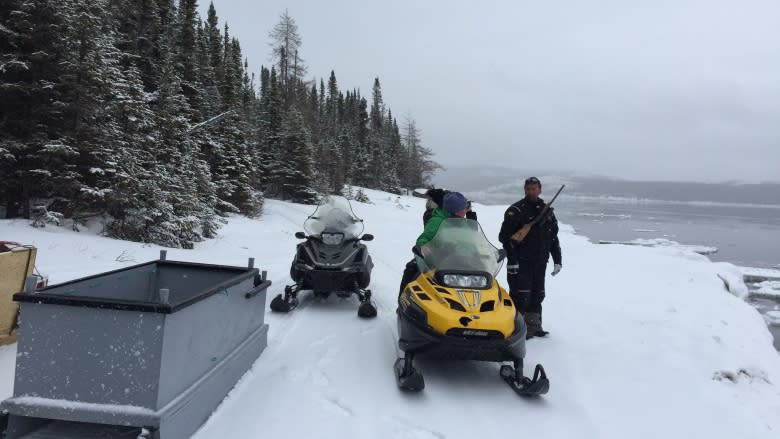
[386,416,445,439]
[321,396,353,417]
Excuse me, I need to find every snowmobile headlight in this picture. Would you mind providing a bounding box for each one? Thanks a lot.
[321,232,344,245]
[442,274,489,289]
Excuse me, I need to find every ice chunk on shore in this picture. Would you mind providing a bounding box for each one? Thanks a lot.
[598,238,718,256]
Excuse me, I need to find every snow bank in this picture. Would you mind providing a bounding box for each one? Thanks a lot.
[713,262,751,299]
[2,188,779,439]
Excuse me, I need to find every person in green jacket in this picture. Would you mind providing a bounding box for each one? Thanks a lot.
[399,192,469,294]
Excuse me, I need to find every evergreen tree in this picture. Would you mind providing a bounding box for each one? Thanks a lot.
[259,67,286,197]
[349,96,372,187]
[305,82,320,145]
[366,77,389,188]
[175,0,201,118]
[277,109,317,203]
[205,1,223,90]
[144,21,216,247]
[210,37,259,215]
[0,0,69,218]
[59,0,134,218]
[268,10,305,108]
[196,18,221,119]
[401,115,440,188]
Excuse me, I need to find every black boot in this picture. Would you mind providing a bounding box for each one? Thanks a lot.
[525,312,548,338]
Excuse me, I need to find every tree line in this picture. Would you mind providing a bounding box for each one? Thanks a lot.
[0,1,440,247]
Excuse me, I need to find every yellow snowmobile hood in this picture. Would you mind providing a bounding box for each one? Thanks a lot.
[400,269,517,338]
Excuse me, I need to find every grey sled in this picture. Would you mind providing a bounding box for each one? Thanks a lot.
[1,251,271,439]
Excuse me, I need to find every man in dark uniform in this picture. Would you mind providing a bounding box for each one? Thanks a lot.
[498,177,562,339]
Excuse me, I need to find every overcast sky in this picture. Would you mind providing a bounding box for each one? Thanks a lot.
[200,0,780,183]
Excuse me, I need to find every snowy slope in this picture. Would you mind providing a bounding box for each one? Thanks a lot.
[2,190,780,439]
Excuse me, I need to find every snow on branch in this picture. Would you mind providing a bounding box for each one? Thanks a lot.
[0,23,20,37]
[0,60,30,73]
[42,141,79,156]
[188,110,236,133]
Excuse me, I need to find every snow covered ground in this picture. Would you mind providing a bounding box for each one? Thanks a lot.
[2,189,780,439]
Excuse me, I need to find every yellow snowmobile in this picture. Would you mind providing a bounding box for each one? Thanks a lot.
[395,218,549,396]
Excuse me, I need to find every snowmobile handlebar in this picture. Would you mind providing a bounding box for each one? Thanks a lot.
[296,231,373,242]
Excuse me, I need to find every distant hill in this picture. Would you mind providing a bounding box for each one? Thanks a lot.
[433,167,780,205]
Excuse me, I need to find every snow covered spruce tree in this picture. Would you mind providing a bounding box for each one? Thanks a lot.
[276,109,317,203]
[57,0,131,221]
[400,116,440,189]
[312,70,343,194]
[365,78,402,194]
[0,0,71,218]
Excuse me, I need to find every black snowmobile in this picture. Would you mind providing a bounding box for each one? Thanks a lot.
[395,218,549,396]
[270,195,378,318]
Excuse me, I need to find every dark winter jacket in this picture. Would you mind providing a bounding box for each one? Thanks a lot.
[422,188,449,226]
[426,189,447,207]
[498,197,562,264]
[423,208,435,225]
[417,208,453,247]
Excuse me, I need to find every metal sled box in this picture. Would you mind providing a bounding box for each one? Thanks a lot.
[1,255,271,439]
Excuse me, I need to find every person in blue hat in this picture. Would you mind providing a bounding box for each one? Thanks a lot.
[422,189,477,225]
[416,192,468,246]
[399,192,469,294]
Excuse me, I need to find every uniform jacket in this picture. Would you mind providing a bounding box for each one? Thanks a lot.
[498,197,562,264]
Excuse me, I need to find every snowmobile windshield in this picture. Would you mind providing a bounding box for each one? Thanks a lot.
[304,195,365,242]
[418,218,503,278]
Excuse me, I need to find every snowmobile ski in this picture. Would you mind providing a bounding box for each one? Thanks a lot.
[500,363,549,396]
[270,285,299,313]
[357,297,378,318]
[394,357,425,391]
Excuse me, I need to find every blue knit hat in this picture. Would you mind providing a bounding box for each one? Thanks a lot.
[442,192,468,214]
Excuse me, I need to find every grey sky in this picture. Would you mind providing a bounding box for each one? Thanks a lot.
[200,0,780,183]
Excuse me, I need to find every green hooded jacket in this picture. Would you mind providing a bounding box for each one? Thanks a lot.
[416,208,453,247]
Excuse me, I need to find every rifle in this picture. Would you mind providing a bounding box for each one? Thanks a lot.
[510,185,566,243]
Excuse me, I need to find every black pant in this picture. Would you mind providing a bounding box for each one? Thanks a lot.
[506,259,547,314]
[399,259,420,295]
